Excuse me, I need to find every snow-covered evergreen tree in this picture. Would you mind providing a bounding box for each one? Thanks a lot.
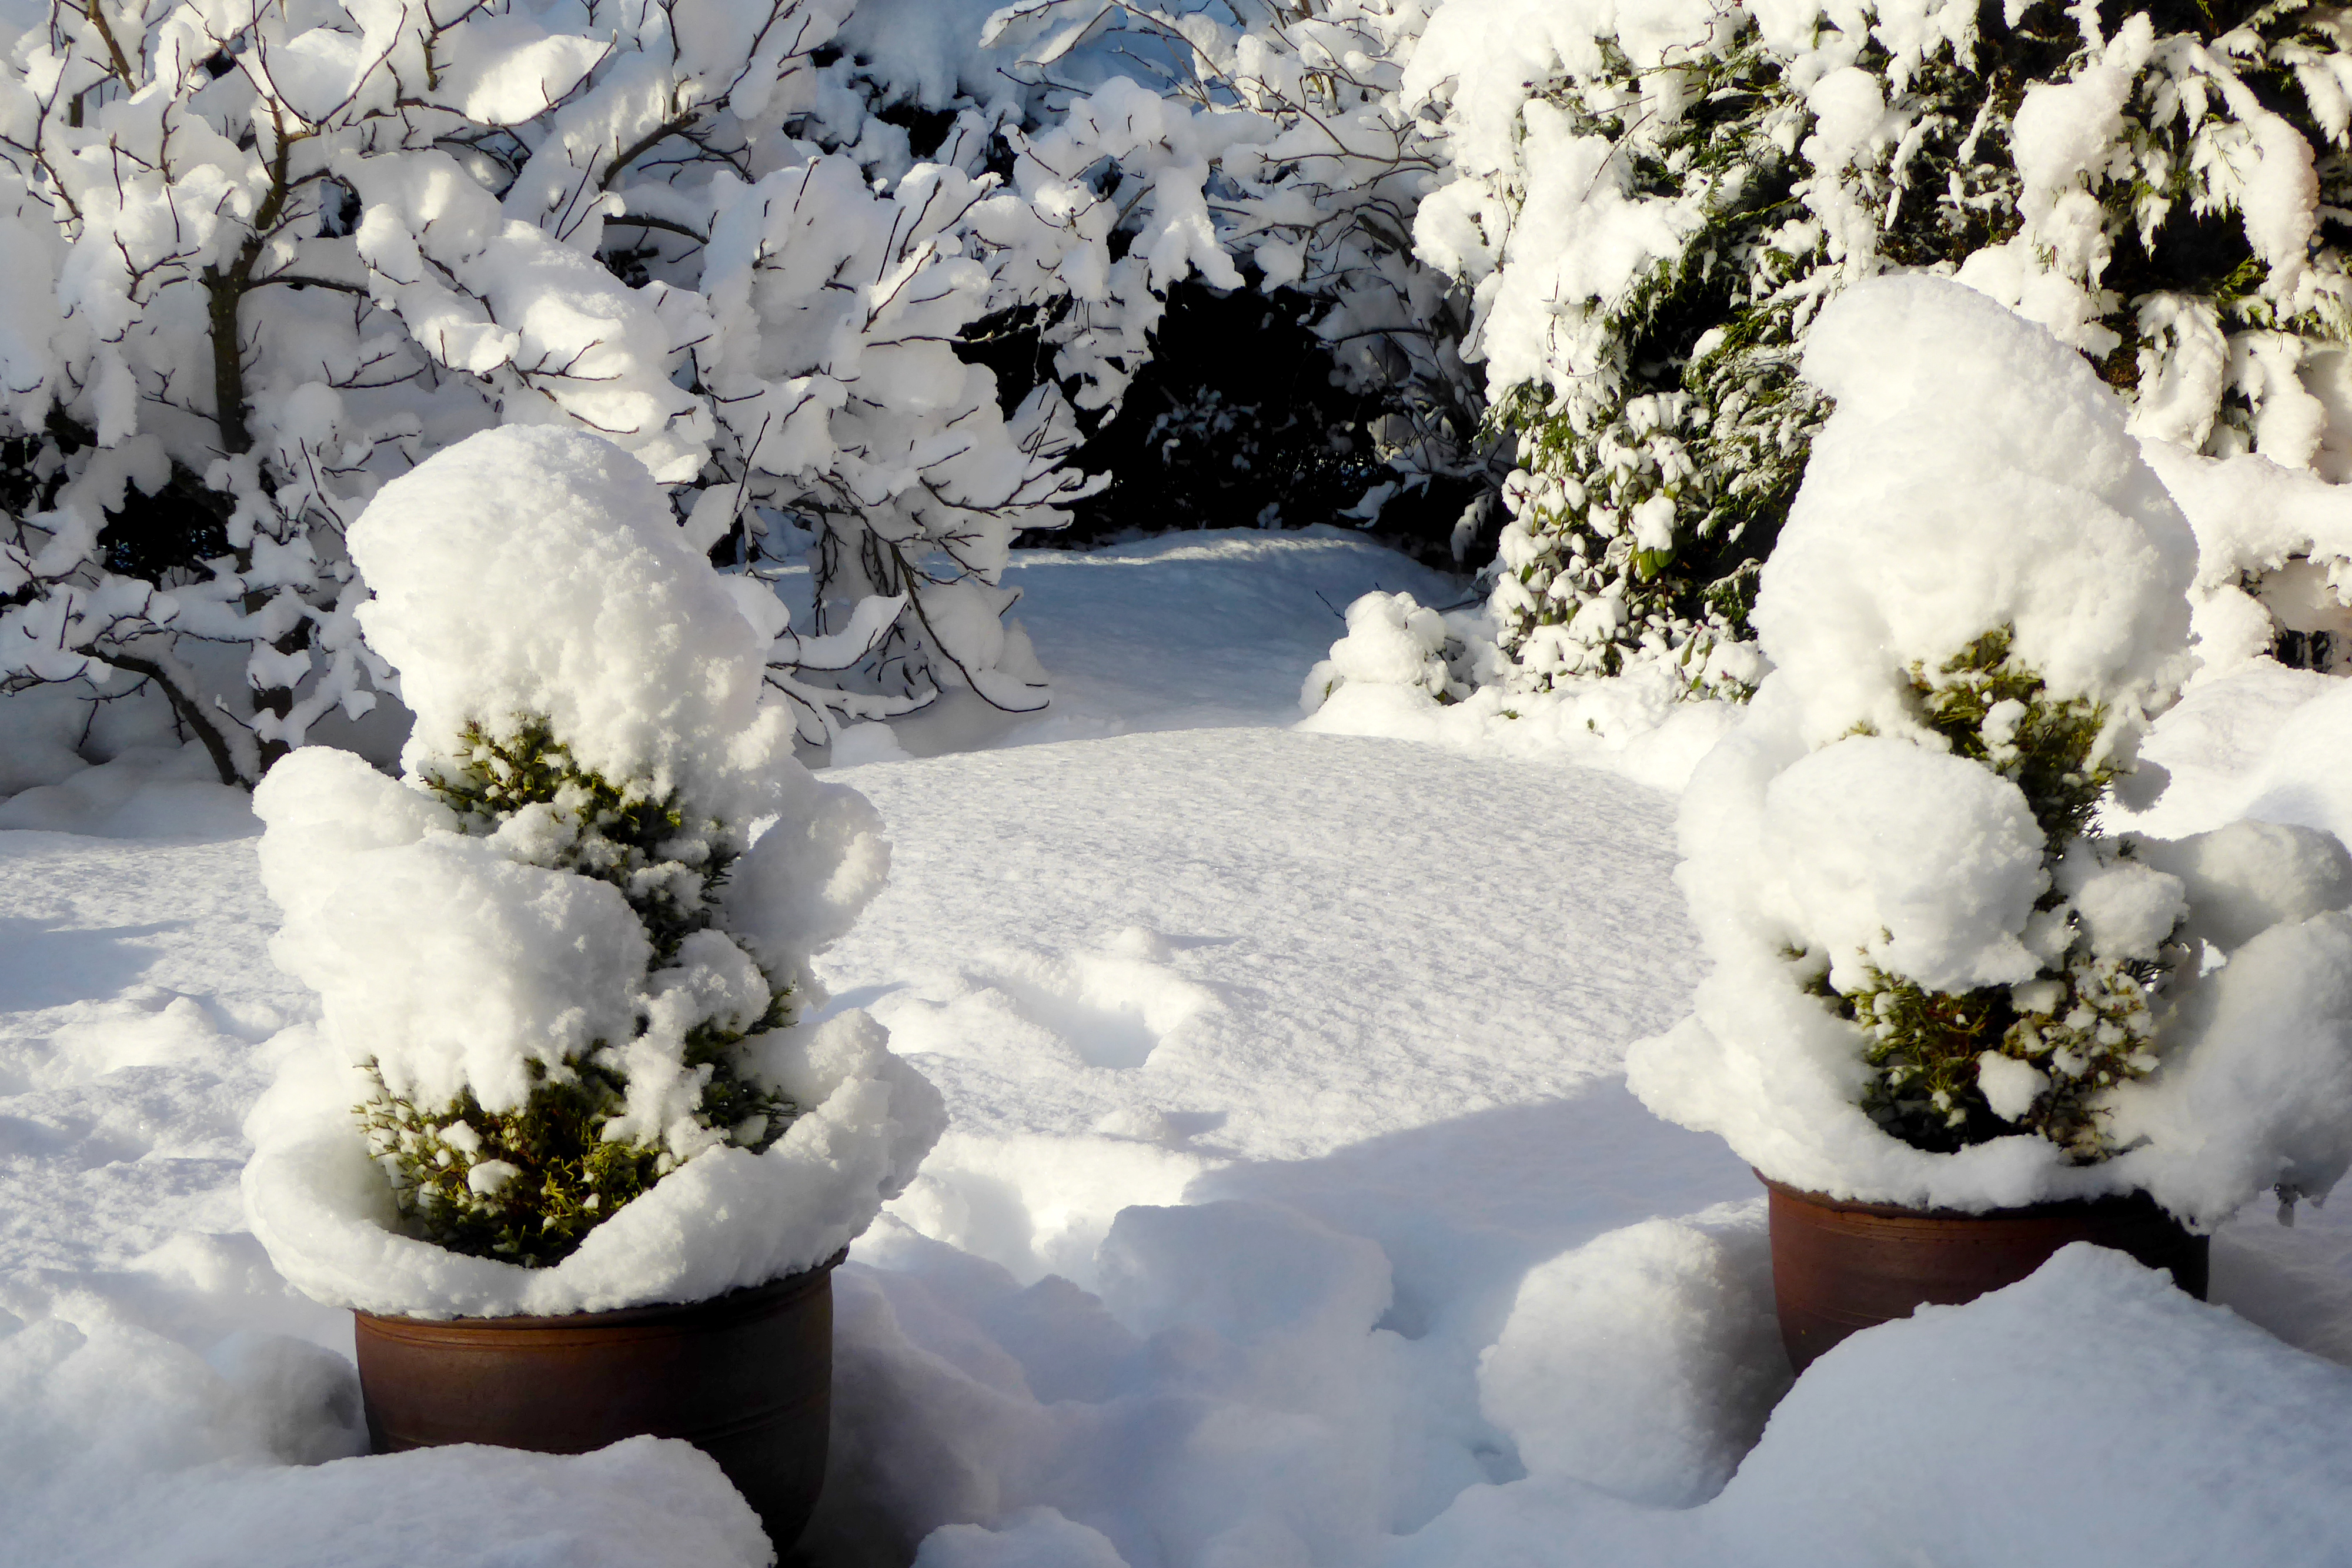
[1407,0,2352,700]
[1631,276,2352,1225]
[245,425,943,1311]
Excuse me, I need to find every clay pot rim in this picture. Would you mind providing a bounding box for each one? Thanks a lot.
[355,1248,848,1331]
[1754,1169,2169,1224]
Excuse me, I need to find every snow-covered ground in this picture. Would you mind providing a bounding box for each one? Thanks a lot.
[8,528,2352,1566]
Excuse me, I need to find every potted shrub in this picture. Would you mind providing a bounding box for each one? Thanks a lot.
[240,427,945,1547]
[1627,276,2352,1370]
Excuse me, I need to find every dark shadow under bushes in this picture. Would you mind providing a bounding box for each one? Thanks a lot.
[970,282,1490,569]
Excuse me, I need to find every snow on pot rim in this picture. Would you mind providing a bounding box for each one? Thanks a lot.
[243,1004,941,1320]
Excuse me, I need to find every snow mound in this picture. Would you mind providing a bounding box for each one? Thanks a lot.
[1,1313,768,1568]
[0,744,255,840]
[1478,1205,1786,1508]
[1397,1245,2352,1567]
[1715,1245,2352,1563]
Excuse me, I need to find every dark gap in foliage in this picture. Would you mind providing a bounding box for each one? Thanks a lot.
[960,280,1485,566]
[870,98,961,159]
[14,418,238,584]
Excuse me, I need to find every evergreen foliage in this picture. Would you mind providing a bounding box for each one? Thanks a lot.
[1456,0,2352,700]
[358,722,796,1265]
[1817,628,2170,1161]
[418,723,730,967]
[1486,31,1822,696]
[1912,628,2115,848]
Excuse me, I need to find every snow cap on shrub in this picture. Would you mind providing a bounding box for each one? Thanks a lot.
[1761,735,2047,994]
[1298,591,1457,714]
[1757,275,2199,753]
[246,429,942,1317]
[350,427,793,823]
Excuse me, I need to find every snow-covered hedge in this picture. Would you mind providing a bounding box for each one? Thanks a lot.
[243,427,943,1316]
[1626,277,2352,1226]
[6,0,1441,783]
[1376,0,2352,703]
[2141,440,2352,674]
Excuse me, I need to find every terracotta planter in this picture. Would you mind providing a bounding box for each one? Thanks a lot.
[355,1250,844,1553]
[1759,1174,2207,1373]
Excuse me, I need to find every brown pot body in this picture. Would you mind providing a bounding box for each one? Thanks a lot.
[354,1252,843,1554]
[1759,1174,2207,1373]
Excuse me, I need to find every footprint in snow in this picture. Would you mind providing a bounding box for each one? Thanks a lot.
[904,926,1222,1072]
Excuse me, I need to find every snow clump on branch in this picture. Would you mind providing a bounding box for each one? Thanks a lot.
[4,0,1395,782]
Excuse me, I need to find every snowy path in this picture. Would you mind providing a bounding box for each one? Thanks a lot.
[826,728,1722,1281]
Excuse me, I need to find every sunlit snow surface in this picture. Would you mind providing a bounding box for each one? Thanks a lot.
[6,529,2352,1566]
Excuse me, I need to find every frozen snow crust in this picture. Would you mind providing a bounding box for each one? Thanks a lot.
[1628,277,2352,1223]
[242,427,943,1317]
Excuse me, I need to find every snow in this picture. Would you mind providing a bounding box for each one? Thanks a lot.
[1302,591,1455,706]
[1755,275,2196,751]
[1394,1245,2352,1568]
[2135,440,2352,676]
[1475,1208,1787,1509]
[0,743,256,840]
[9,521,2352,1566]
[1758,734,2047,994]
[1298,604,1746,794]
[819,724,1692,1288]
[346,427,790,811]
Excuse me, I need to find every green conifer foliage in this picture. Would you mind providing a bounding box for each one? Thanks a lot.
[1815,629,2171,1159]
[356,723,797,1266]
[1487,32,1822,696]
[1475,0,2352,700]
[1912,627,2115,848]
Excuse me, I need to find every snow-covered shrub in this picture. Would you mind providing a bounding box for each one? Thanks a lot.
[1301,590,1464,712]
[1404,0,2352,699]
[2139,440,2352,674]
[0,0,726,781]
[243,427,943,1316]
[0,0,1311,779]
[1628,276,2352,1225]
